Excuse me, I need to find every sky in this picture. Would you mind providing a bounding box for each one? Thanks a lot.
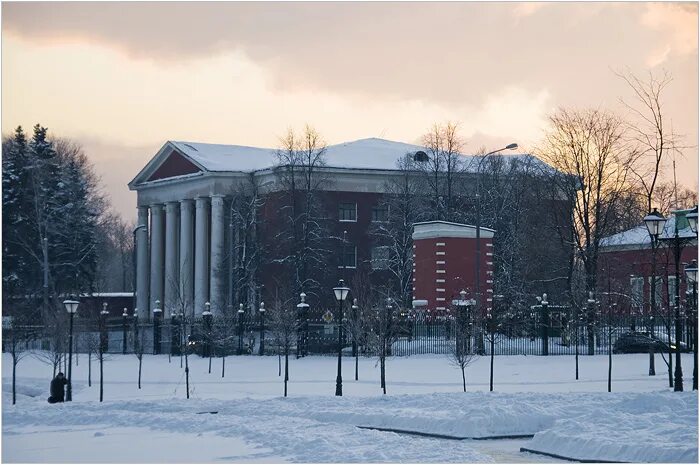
[2,1,698,220]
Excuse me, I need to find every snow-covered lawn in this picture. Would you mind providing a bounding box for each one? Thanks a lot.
[2,352,698,463]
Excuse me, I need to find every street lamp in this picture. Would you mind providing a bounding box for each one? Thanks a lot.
[643,208,667,377]
[474,143,518,336]
[101,302,110,351]
[132,224,147,321]
[657,210,695,392]
[203,302,212,358]
[259,302,266,356]
[153,300,162,355]
[686,207,698,234]
[122,308,129,354]
[237,303,245,355]
[297,293,309,358]
[333,279,350,396]
[63,299,79,401]
[686,259,698,391]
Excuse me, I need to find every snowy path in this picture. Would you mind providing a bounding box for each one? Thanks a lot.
[3,353,698,463]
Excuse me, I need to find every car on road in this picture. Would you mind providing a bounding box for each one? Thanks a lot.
[613,331,689,354]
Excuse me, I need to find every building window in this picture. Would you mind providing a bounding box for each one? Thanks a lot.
[371,246,390,270]
[339,245,357,268]
[646,276,663,308]
[630,276,644,306]
[339,203,357,222]
[667,276,678,306]
[372,204,389,222]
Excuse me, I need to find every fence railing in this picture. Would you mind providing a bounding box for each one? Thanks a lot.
[3,313,695,358]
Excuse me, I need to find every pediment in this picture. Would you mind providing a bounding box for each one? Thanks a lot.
[147,150,202,181]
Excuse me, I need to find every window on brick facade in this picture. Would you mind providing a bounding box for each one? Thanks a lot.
[667,276,678,306]
[647,276,663,307]
[339,244,357,268]
[371,246,390,270]
[630,277,644,306]
[339,202,357,222]
[371,204,389,222]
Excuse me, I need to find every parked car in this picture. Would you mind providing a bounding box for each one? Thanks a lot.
[613,331,689,354]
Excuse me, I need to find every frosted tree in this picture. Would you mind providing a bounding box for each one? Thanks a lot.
[370,155,428,308]
[271,125,332,300]
[268,294,297,397]
[419,121,465,222]
[536,108,637,355]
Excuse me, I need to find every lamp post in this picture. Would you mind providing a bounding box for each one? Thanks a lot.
[203,302,212,358]
[63,299,79,402]
[333,279,350,396]
[122,308,129,354]
[132,224,147,320]
[685,260,697,390]
[258,302,266,356]
[297,293,309,359]
[657,209,697,392]
[237,303,245,355]
[474,143,518,341]
[644,208,666,376]
[153,300,162,355]
[541,293,549,356]
[101,302,109,352]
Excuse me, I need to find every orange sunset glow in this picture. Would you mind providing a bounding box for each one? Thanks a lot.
[2,1,698,219]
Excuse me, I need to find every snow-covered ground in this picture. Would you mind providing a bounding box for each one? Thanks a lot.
[2,352,698,463]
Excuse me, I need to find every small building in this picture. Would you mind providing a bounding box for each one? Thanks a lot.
[599,207,698,314]
[411,221,495,316]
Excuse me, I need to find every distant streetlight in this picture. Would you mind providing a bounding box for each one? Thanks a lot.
[153,300,162,355]
[643,208,667,377]
[237,304,245,355]
[474,143,518,334]
[259,302,266,356]
[63,299,79,402]
[333,279,350,396]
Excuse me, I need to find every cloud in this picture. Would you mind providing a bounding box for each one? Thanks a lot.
[512,2,547,20]
[640,2,698,66]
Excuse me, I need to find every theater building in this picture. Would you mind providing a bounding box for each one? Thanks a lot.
[129,137,550,321]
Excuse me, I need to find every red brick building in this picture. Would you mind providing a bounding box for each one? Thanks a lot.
[412,221,494,316]
[599,208,698,315]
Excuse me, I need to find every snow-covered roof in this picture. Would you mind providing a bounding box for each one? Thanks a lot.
[166,138,541,173]
[600,214,697,250]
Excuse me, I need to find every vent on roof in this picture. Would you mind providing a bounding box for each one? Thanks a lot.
[183,143,198,152]
[413,151,429,162]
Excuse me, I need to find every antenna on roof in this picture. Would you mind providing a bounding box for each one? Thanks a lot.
[183,143,198,152]
[379,128,387,139]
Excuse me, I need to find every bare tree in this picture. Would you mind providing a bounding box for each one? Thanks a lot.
[268,293,297,397]
[371,156,427,308]
[446,302,478,392]
[420,122,465,221]
[536,108,637,355]
[616,69,684,214]
[5,317,36,404]
[366,297,401,394]
[272,125,332,299]
[228,174,264,312]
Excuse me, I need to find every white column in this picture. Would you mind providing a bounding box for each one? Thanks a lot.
[136,206,150,321]
[149,204,165,319]
[179,199,194,317]
[209,195,225,315]
[164,201,179,316]
[194,197,210,317]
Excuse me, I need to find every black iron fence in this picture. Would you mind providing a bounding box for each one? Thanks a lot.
[4,307,696,358]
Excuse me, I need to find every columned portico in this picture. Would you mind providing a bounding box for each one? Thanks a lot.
[136,206,150,321]
[210,195,225,315]
[164,201,179,315]
[149,204,165,318]
[179,199,195,316]
[194,197,210,316]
